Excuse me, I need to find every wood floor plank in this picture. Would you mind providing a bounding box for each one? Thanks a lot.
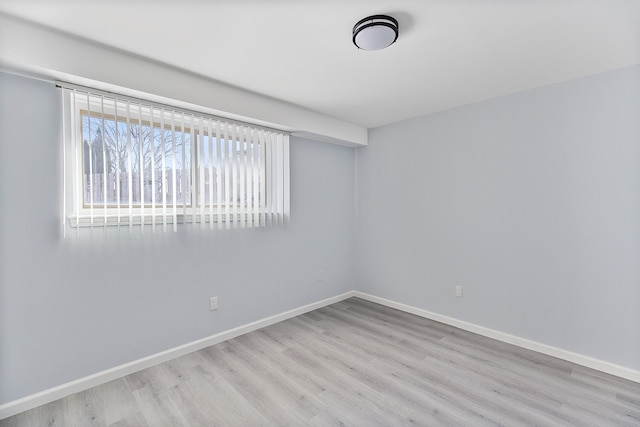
[109,410,149,427]
[2,297,639,426]
[290,314,520,425]
[185,362,274,427]
[310,307,573,425]
[202,345,310,426]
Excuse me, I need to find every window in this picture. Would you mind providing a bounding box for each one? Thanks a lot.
[61,83,290,233]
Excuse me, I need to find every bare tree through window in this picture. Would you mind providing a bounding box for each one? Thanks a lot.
[82,112,191,207]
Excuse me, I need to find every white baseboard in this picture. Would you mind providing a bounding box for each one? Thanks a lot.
[3,289,639,420]
[0,291,356,420]
[353,291,640,384]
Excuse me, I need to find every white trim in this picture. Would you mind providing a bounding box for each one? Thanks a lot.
[352,291,640,384]
[0,291,356,420]
[2,289,639,420]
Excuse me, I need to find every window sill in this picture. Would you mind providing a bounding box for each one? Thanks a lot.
[67,213,282,228]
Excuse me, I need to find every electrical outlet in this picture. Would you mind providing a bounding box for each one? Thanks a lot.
[209,296,218,311]
[317,270,324,282]
[455,286,463,298]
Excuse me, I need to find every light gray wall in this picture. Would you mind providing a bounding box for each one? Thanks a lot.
[0,72,356,404]
[3,63,640,406]
[357,65,640,370]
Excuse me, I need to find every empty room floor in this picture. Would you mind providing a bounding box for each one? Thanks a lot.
[2,298,639,426]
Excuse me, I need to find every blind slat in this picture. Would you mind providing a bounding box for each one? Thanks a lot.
[181,113,187,225]
[70,89,80,231]
[253,130,259,228]
[265,131,273,227]
[170,111,178,232]
[247,127,254,228]
[150,106,157,232]
[231,124,238,228]
[114,100,121,229]
[137,103,145,233]
[224,122,231,229]
[85,92,95,227]
[216,120,222,230]
[208,120,214,229]
[160,107,167,232]
[126,101,133,231]
[259,130,266,228]
[283,134,290,226]
[239,126,247,229]
[61,88,67,238]
[190,114,197,226]
[199,116,205,229]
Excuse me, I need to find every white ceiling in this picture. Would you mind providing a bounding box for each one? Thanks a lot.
[1,0,639,129]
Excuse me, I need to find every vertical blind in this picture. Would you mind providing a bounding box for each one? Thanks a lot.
[60,83,290,233]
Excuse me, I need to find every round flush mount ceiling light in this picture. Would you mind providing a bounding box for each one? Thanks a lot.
[352,15,399,51]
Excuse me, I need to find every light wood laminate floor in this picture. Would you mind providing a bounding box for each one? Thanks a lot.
[2,297,639,426]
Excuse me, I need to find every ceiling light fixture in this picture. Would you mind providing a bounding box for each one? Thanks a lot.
[352,15,399,51]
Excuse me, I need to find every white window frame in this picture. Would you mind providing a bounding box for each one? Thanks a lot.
[60,82,290,234]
